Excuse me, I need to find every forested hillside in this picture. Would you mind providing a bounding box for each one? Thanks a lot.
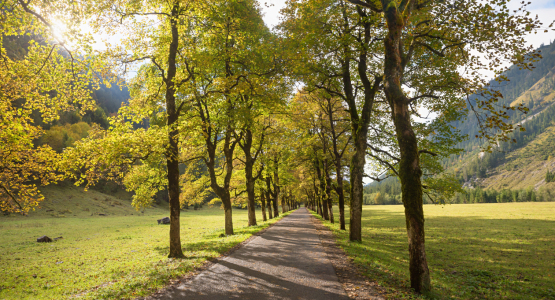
[365,40,555,204]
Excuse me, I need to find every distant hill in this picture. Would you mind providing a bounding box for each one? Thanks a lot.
[365,41,555,204]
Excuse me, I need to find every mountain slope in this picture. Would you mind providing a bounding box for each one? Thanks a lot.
[365,40,555,203]
[446,41,555,192]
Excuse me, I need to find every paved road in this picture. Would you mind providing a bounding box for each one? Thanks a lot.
[155,208,349,300]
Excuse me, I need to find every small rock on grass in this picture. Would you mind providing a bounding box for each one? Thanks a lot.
[157,217,170,225]
[37,236,52,243]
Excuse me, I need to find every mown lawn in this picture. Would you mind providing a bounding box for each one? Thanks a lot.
[0,207,290,299]
[313,202,555,299]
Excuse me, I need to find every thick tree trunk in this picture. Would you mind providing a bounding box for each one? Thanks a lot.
[167,157,183,258]
[267,196,273,219]
[221,195,234,235]
[247,195,256,226]
[165,1,184,259]
[382,1,430,292]
[223,199,233,235]
[260,192,267,221]
[395,109,430,293]
[272,196,279,218]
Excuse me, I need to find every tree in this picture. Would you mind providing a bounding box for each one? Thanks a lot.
[346,0,546,293]
[62,0,198,258]
[1,0,100,214]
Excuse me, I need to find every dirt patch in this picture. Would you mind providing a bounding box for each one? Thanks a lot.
[310,215,390,300]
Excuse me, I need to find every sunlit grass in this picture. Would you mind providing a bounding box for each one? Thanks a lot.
[313,202,555,299]
[0,207,290,299]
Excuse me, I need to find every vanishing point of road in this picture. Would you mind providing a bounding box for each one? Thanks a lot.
[152,208,350,300]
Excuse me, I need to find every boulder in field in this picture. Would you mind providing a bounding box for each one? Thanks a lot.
[37,236,52,243]
[157,217,170,225]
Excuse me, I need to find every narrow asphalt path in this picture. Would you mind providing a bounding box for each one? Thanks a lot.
[153,208,349,300]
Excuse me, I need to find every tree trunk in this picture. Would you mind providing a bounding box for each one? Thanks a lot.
[245,158,257,226]
[272,196,279,218]
[325,95,347,230]
[349,135,365,241]
[324,160,334,223]
[167,157,183,258]
[317,195,323,217]
[395,109,430,293]
[203,128,236,236]
[165,1,184,259]
[273,155,281,216]
[316,160,329,221]
[382,1,430,292]
[265,176,274,219]
[334,6,381,242]
[260,191,267,221]
[335,165,346,230]
[245,154,256,226]
[281,194,286,214]
[223,199,233,235]
[239,124,262,227]
[267,197,273,219]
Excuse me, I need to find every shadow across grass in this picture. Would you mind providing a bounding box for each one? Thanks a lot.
[92,210,295,300]
[0,206,293,300]
[314,204,555,300]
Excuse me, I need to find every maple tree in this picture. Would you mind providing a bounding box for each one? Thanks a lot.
[61,0,197,258]
[343,0,547,293]
[1,0,104,214]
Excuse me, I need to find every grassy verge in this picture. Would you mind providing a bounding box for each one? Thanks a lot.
[1,206,292,299]
[311,203,555,299]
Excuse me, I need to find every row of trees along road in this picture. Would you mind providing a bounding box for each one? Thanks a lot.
[2,0,550,294]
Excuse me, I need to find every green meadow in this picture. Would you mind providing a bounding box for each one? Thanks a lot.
[0,205,289,300]
[314,202,555,300]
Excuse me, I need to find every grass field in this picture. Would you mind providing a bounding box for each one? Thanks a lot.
[1,205,289,299]
[313,203,555,300]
